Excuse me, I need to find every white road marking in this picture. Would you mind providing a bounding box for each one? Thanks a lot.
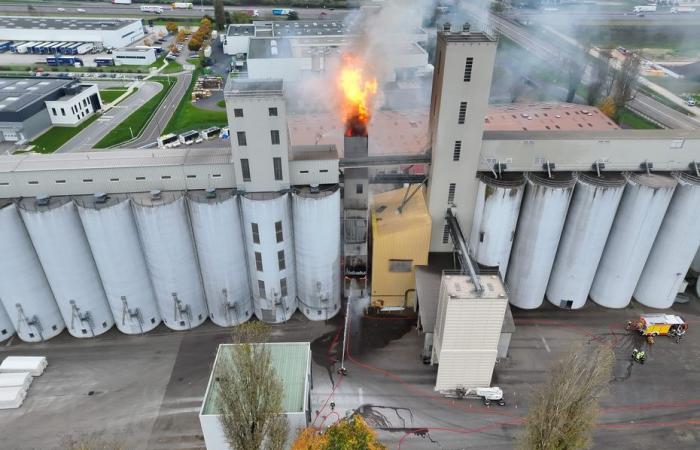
[540,336,551,353]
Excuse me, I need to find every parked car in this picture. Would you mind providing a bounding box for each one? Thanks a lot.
[77,8,86,12]
[57,8,65,12]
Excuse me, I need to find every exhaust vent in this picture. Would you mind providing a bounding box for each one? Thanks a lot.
[36,194,50,206]
[443,22,451,32]
[462,23,470,33]
[150,189,161,201]
[310,184,320,194]
[206,187,217,199]
[94,192,108,204]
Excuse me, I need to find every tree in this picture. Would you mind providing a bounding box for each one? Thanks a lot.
[143,38,153,47]
[176,30,186,43]
[519,344,614,450]
[214,0,226,31]
[217,322,288,450]
[587,54,611,106]
[288,11,300,21]
[598,96,616,119]
[490,1,506,13]
[292,415,386,450]
[165,22,179,35]
[188,37,203,52]
[612,52,641,109]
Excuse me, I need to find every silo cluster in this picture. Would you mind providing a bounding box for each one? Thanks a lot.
[0,185,341,343]
[471,170,700,311]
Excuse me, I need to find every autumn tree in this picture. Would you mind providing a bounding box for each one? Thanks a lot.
[519,344,614,450]
[612,52,642,109]
[598,96,616,119]
[214,0,226,31]
[176,30,186,43]
[292,415,386,450]
[217,322,288,450]
[188,37,202,52]
[165,21,179,35]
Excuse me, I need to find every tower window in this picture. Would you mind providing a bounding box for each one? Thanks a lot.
[241,158,251,182]
[236,131,247,146]
[463,57,474,82]
[273,157,283,180]
[269,107,278,117]
[234,108,243,117]
[442,224,450,244]
[447,183,456,204]
[458,102,467,124]
[258,280,266,299]
[271,130,280,145]
[251,223,260,244]
[275,221,283,243]
[255,252,263,272]
[453,141,462,161]
[278,250,286,270]
[280,278,288,297]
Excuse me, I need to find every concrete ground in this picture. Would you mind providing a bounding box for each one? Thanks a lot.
[1,295,698,450]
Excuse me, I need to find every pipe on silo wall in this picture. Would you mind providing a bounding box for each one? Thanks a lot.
[505,172,576,310]
[18,196,114,338]
[0,201,64,342]
[546,172,626,310]
[0,301,15,343]
[634,172,700,308]
[468,173,525,278]
[131,191,208,331]
[590,173,677,308]
[241,193,297,324]
[187,189,253,327]
[293,187,341,321]
[76,194,161,335]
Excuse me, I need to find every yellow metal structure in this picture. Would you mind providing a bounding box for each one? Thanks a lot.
[370,186,431,308]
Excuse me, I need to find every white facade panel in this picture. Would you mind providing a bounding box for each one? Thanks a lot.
[293,188,341,320]
[131,191,208,330]
[468,173,525,277]
[241,193,297,323]
[0,20,143,48]
[76,194,161,334]
[546,172,626,309]
[634,172,700,308]
[590,173,677,308]
[0,201,64,342]
[114,48,157,66]
[18,196,114,337]
[0,302,15,343]
[187,190,253,327]
[223,35,250,55]
[506,172,576,309]
[247,57,312,83]
[46,84,101,126]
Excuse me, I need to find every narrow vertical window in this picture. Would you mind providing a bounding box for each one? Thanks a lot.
[275,221,283,243]
[356,183,363,194]
[442,224,450,244]
[447,183,456,204]
[234,108,243,117]
[273,157,283,181]
[236,131,247,146]
[270,130,280,145]
[241,158,251,182]
[258,280,266,299]
[453,141,462,161]
[280,278,288,297]
[255,252,263,271]
[268,107,278,116]
[251,223,260,244]
[458,102,467,124]
[278,250,285,270]
[463,57,473,82]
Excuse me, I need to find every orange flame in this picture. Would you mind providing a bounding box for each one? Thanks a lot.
[338,55,378,136]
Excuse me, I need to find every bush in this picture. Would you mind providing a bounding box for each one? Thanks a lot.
[165,22,179,34]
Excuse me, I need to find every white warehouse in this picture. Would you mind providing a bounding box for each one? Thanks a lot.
[0,16,144,49]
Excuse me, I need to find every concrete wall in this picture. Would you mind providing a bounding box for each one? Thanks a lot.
[247,57,312,83]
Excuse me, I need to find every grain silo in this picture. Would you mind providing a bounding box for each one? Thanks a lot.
[18,196,114,337]
[0,200,64,342]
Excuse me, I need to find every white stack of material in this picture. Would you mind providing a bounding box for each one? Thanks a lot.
[0,356,48,376]
[0,372,33,390]
[0,386,27,409]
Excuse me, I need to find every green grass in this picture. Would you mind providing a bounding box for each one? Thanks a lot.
[30,113,101,154]
[150,56,184,74]
[99,89,128,104]
[616,107,661,129]
[163,67,228,134]
[216,99,226,108]
[94,78,176,149]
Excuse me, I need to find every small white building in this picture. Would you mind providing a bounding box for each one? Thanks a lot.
[113,48,157,66]
[222,24,254,55]
[199,342,312,450]
[45,84,101,126]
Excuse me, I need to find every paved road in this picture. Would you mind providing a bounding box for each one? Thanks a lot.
[56,81,162,153]
[479,9,700,130]
[125,71,192,148]
[0,1,351,20]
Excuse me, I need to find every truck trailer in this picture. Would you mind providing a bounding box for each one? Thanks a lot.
[272,9,294,16]
[172,2,194,9]
[633,5,657,12]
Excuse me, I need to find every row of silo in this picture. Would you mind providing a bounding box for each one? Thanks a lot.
[471,170,700,310]
[0,187,341,343]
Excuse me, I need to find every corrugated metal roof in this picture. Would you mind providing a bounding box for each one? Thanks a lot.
[202,342,310,415]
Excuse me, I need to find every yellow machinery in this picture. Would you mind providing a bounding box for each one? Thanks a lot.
[626,314,688,339]
[370,185,431,309]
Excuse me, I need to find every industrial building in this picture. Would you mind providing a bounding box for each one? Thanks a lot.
[0,16,144,49]
[0,77,101,142]
[113,48,157,66]
[0,24,698,348]
[222,20,429,82]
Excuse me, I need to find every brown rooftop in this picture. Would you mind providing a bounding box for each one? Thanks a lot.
[484,103,619,132]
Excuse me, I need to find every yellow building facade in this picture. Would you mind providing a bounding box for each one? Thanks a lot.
[370,186,432,309]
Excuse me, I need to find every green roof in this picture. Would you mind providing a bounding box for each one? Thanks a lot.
[201,342,310,415]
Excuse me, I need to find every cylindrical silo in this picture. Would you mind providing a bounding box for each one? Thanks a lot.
[187,189,253,327]
[131,191,208,331]
[468,172,525,277]
[506,172,576,309]
[590,173,677,308]
[293,187,341,321]
[75,193,161,334]
[241,193,297,323]
[0,200,64,342]
[546,172,626,309]
[0,301,15,343]
[691,247,700,274]
[18,196,114,338]
[634,172,700,308]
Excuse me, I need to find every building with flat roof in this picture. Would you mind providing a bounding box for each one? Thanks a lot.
[0,16,144,49]
[0,77,100,142]
[113,48,157,66]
